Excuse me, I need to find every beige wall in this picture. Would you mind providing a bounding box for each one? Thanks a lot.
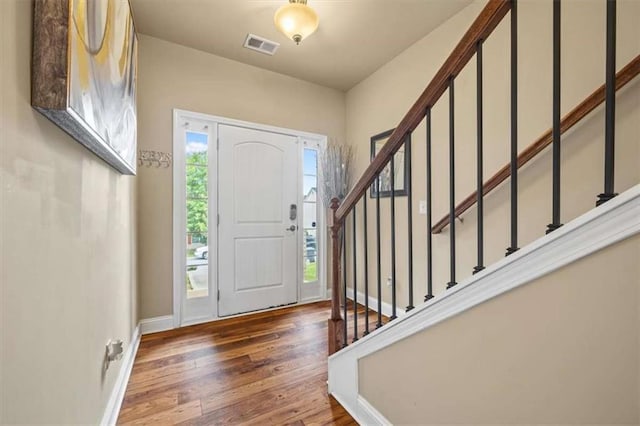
[344,0,640,310]
[360,234,640,424]
[136,35,346,319]
[0,0,138,424]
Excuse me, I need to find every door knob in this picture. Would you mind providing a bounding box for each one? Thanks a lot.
[286,225,297,232]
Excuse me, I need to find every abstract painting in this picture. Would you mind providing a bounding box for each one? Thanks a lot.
[32,0,138,175]
[369,128,411,198]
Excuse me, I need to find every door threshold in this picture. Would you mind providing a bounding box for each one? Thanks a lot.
[218,301,297,319]
[179,297,327,328]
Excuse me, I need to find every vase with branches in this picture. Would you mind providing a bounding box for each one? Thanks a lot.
[320,142,353,254]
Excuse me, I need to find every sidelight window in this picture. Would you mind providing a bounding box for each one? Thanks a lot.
[303,148,318,283]
[185,131,209,299]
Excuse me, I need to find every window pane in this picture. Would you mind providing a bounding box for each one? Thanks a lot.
[187,165,208,198]
[186,199,208,233]
[304,229,317,283]
[186,233,208,298]
[304,257,317,283]
[304,229,317,256]
[185,129,209,299]
[303,176,316,199]
[303,202,316,229]
[303,148,317,176]
[303,148,319,284]
[186,132,208,165]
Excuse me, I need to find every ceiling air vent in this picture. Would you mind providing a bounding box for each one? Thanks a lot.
[243,34,280,56]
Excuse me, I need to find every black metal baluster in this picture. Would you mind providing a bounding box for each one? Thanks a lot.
[363,196,370,335]
[597,0,618,206]
[474,41,485,274]
[425,109,434,301]
[548,0,563,233]
[352,205,358,342]
[390,157,397,320]
[406,136,414,312]
[342,223,347,347]
[375,174,383,328]
[506,0,519,256]
[447,77,457,289]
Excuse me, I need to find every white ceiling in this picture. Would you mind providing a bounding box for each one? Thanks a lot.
[130,0,473,91]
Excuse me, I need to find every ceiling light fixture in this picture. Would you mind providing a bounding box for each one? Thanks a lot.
[274,0,319,45]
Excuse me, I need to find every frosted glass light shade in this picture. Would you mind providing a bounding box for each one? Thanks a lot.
[274,1,319,45]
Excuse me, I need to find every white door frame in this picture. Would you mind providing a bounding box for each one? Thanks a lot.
[173,109,328,327]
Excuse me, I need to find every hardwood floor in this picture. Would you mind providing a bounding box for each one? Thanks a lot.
[118,301,378,425]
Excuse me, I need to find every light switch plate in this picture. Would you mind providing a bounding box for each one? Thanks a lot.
[419,200,427,215]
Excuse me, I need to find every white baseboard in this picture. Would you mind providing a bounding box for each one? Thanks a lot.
[346,287,405,320]
[328,287,405,320]
[139,315,174,335]
[328,184,640,425]
[100,315,176,425]
[100,324,141,426]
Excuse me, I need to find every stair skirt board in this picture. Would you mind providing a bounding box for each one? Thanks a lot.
[356,395,392,425]
[330,392,392,426]
[328,184,640,424]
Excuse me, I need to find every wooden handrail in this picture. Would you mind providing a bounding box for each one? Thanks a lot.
[335,0,512,222]
[432,54,640,234]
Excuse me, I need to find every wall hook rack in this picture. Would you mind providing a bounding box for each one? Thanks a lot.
[138,150,172,168]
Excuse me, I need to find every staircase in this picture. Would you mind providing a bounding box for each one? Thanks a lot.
[326,0,640,423]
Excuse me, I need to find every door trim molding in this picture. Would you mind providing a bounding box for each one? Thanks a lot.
[172,111,184,328]
[172,109,328,327]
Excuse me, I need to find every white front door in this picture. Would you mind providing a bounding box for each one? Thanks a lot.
[218,125,299,316]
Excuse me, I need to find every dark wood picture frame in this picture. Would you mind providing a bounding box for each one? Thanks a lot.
[369,129,411,198]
